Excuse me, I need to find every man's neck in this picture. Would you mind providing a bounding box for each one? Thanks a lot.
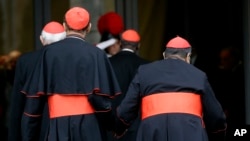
[164,55,188,63]
[67,31,86,39]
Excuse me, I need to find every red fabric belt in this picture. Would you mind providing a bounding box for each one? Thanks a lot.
[48,94,94,118]
[141,92,202,120]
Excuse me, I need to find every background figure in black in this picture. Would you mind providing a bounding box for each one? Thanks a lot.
[96,12,124,57]
[108,29,149,141]
[0,50,21,140]
[8,21,66,141]
[209,46,245,140]
[0,55,9,140]
[5,50,22,86]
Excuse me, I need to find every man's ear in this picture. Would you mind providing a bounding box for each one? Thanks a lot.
[162,52,166,59]
[86,23,92,34]
[40,35,45,46]
[63,22,68,32]
[63,22,66,29]
[186,52,191,63]
[137,43,141,49]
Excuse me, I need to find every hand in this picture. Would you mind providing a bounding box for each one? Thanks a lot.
[113,129,128,139]
[224,109,229,117]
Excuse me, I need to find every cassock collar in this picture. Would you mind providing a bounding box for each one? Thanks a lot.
[66,34,85,41]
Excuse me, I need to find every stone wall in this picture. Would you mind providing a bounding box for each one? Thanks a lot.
[0,0,115,54]
[0,0,33,54]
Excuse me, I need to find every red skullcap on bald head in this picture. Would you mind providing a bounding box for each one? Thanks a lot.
[65,7,90,30]
[166,36,191,49]
[122,29,140,42]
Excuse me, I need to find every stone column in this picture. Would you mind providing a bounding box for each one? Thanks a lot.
[0,0,34,54]
[115,0,138,30]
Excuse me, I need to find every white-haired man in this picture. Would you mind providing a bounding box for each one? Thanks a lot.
[8,21,66,141]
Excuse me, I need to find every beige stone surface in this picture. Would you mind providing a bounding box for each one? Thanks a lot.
[0,0,34,54]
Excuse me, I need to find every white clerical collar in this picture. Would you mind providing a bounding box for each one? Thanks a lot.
[122,48,134,53]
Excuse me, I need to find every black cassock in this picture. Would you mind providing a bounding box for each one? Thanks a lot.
[109,50,149,110]
[116,58,227,141]
[108,50,149,141]
[21,36,121,141]
[8,49,50,141]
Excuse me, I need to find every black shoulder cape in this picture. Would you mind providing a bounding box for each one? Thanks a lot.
[21,37,121,97]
